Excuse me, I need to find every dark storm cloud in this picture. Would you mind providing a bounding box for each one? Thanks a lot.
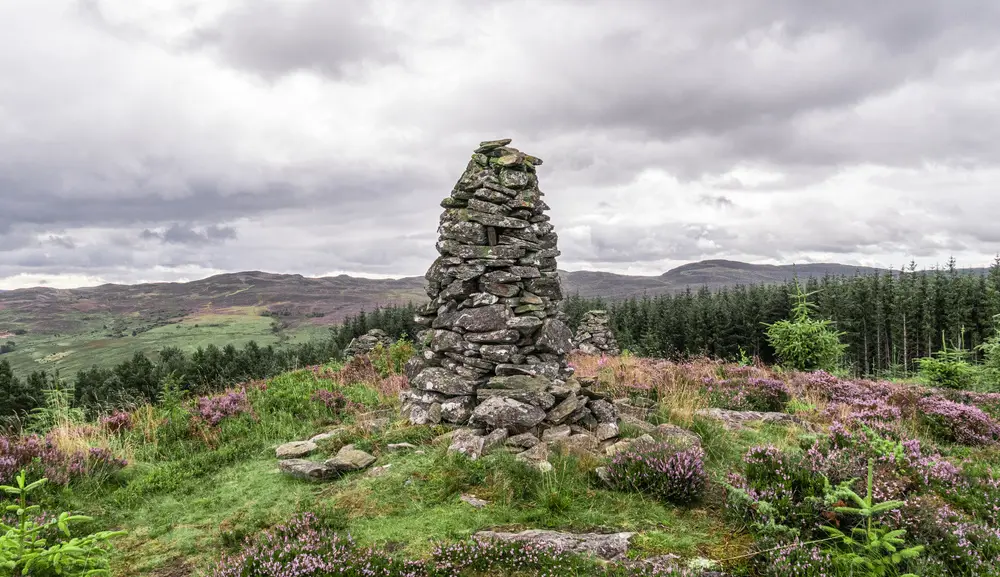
[186,0,402,80]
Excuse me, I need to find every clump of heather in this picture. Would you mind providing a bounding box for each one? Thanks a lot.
[309,388,364,420]
[918,395,1000,446]
[212,512,699,576]
[0,434,127,486]
[194,388,253,427]
[99,410,133,434]
[758,538,835,577]
[900,496,1000,576]
[433,537,585,575]
[606,441,706,504]
[701,375,790,412]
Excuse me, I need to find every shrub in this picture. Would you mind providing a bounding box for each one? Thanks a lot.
[605,441,706,505]
[917,335,977,390]
[917,396,1000,446]
[193,389,253,427]
[0,434,127,486]
[0,469,126,576]
[763,284,846,372]
[99,410,133,434]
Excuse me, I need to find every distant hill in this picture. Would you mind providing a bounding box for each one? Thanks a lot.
[0,259,989,376]
[559,259,894,299]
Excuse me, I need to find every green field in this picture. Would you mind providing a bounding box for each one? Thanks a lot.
[0,307,329,379]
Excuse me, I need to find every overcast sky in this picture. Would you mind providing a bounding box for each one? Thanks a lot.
[2,0,999,289]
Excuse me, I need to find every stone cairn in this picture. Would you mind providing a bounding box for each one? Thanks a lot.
[344,328,394,358]
[400,139,620,458]
[572,310,621,356]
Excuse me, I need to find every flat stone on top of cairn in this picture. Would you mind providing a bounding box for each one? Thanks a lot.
[400,139,617,448]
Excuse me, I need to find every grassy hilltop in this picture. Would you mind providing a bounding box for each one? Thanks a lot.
[3,342,1000,576]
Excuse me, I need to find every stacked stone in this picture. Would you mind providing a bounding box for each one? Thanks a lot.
[401,139,617,447]
[572,310,621,356]
[344,329,394,358]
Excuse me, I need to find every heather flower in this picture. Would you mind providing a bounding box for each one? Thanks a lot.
[606,441,706,504]
[99,410,133,434]
[918,395,1000,446]
[194,388,252,427]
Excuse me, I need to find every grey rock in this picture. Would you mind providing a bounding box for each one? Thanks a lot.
[515,442,550,464]
[694,408,809,430]
[453,304,512,332]
[276,440,318,459]
[546,395,583,424]
[471,396,546,432]
[412,367,476,396]
[651,424,702,449]
[279,459,333,481]
[465,329,521,343]
[474,530,634,561]
[589,399,618,423]
[536,319,574,355]
[477,388,556,409]
[541,424,572,442]
[595,422,620,441]
[326,447,377,472]
[448,429,486,460]
[506,432,540,449]
[367,464,393,478]
[461,493,490,508]
[387,443,417,451]
[441,396,475,423]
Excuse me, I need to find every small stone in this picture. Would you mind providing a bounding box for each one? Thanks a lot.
[465,329,521,344]
[276,440,318,459]
[441,396,475,423]
[541,425,572,442]
[506,432,540,449]
[589,400,618,424]
[471,397,546,432]
[448,429,486,460]
[279,459,333,481]
[595,466,612,485]
[412,367,476,396]
[325,448,377,472]
[515,442,550,464]
[476,138,512,152]
[461,493,490,508]
[368,464,393,478]
[387,443,417,451]
[309,430,344,444]
[546,395,582,424]
[595,422,619,441]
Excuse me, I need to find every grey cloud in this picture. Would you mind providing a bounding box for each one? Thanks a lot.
[141,224,238,246]
[185,0,402,80]
[46,235,76,249]
[698,195,734,208]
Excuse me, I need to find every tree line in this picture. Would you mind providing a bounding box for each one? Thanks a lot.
[563,257,1000,376]
[0,303,422,421]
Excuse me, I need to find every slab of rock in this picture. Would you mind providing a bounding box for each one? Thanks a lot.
[448,429,486,460]
[461,494,490,509]
[309,430,344,444]
[279,459,333,481]
[325,447,377,472]
[589,399,618,424]
[275,440,317,459]
[595,422,619,441]
[506,432,540,449]
[474,530,635,561]
[367,464,393,478]
[650,423,701,449]
[471,396,546,432]
[387,443,417,451]
[412,367,476,396]
[541,425,572,442]
[694,408,807,430]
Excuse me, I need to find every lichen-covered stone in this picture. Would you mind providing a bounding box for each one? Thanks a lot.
[404,139,616,442]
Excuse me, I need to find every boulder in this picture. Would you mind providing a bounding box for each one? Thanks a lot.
[279,459,333,481]
[325,447,377,472]
[474,530,634,561]
[275,440,317,459]
[470,396,546,432]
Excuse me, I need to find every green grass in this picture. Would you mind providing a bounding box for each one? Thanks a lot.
[19,362,837,577]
